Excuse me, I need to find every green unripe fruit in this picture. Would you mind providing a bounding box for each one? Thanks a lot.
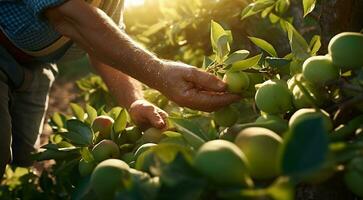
[92,140,120,162]
[213,106,239,127]
[134,143,157,160]
[125,126,143,143]
[255,114,289,134]
[255,80,293,114]
[289,108,333,131]
[289,59,303,75]
[92,115,114,140]
[194,140,252,187]
[141,128,164,144]
[344,157,363,197]
[255,114,285,123]
[91,159,130,199]
[287,75,328,109]
[302,56,340,85]
[329,32,363,70]
[135,149,156,173]
[121,152,135,164]
[223,71,250,93]
[235,127,282,180]
[78,159,96,177]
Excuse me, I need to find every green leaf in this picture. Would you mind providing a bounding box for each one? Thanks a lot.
[267,177,295,200]
[113,109,128,133]
[152,143,193,164]
[70,103,85,121]
[269,12,281,24]
[108,107,123,120]
[302,0,316,17]
[64,120,93,146]
[50,112,66,128]
[261,5,274,18]
[202,56,214,68]
[241,0,275,20]
[241,4,255,20]
[41,143,59,150]
[249,37,278,57]
[286,23,310,60]
[32,147,79,161]
[224,50,250,65]
[216,35,231,61]
[157,154,206,200]
[265,57,291,68]
[309,35,321,56]
[85,104,97,125]
[62,131,91,147]
[71,176,92,200]
[80,147,94,162]
[230,54,263,71]
[169,118,206,149]
[225,30,233,44]
[211,20,226,53]
[280,116,329,177]
[275,0,290,15]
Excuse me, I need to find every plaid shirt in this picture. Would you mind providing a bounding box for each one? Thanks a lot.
[0,0,67,51]
[0,0,124,53]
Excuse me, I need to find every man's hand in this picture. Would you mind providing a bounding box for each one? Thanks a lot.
[129,100,168,130]
[154,61,240,112]
[90,58,168,130]
[45,0,240,112]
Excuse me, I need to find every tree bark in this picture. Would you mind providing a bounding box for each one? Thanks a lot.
[319,0,363,53]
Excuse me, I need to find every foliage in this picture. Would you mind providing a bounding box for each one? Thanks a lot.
[2,0,363,199]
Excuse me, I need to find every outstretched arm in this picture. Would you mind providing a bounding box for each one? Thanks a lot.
[90,57,168,129]
[45,0,240,112]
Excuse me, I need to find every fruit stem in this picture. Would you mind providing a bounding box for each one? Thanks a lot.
[293,76,319,109]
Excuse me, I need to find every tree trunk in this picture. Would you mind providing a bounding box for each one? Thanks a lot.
[319,0,363,53]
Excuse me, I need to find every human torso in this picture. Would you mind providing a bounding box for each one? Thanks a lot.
[0,0,63,52]
[0,0,124,62]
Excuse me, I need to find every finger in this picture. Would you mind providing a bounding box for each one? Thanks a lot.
[157,110,169,130]
[185,69,227,92]
[146,109,167,129]
[157,109,169,120]
[181,90,241,112]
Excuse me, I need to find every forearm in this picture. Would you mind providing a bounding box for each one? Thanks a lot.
[45,0,164,89]
[90,57,144,109]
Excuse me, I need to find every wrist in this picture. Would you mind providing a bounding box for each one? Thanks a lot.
[137,58,168,90]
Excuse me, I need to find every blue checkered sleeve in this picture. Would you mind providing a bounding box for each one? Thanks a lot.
[23,0,67,18]
[0,0,67,51]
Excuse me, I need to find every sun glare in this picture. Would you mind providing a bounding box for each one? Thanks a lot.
[125,0,145,7]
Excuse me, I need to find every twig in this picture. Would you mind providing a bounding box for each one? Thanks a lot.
[333,94,363,122]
